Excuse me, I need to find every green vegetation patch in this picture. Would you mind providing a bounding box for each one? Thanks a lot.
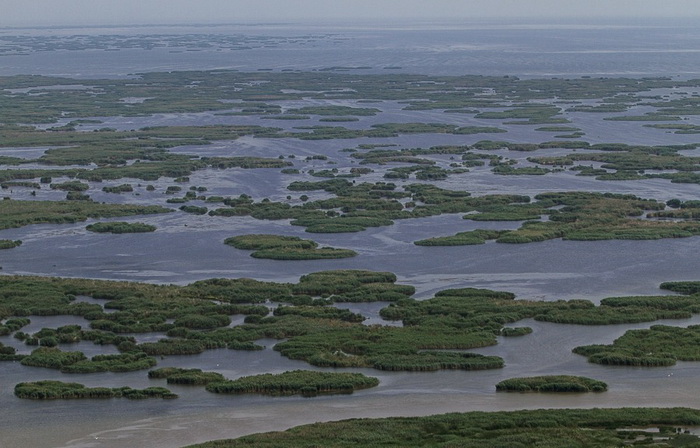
[476,105,568,124]
[415,229,505,246]
[0,124,290,187]
[15,380,176,400]
[285,106,380,116]
[0,341,24,361]
[319,117,360,122]
[605,114,682,121]
[102,184,133,194]
[528,142,700,185]
[205,370,379,396]
[208,180,700,242]
[535,126,582,132]
[2,181,40,189]
[20,347,157,373]
[291,270,415,301]
[186,407,700,447]
[574,325,700,367]
[0,317,30,336]
[661,281,700,295]
[149,367,226,385]
[272,317,504,371]
[416,192,700,246]
[0,199,171,230]
[260,114,310,120]
[180,205,208,215]
[645,123,700,133]
[225,234,320,250]
[491,165,552,175]
[50,181,89,192]
[4,274,700,375]
[501,326,532,337]
[0,239,22,249]
[86,221,156,234]
[224,234,357,260]
[495,375,607,392]
[1,71,697,127]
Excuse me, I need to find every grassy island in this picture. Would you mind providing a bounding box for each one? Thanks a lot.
[201,180,700,241]
[495,375,607,392]
[15,380,176,400]
[0,239,22,249]
[416,192,700,246]
[574,325,700,367]
[500,327,532,337]
[224,234,357,260]
[205,370,379,397]
[102,184,134,194]
[149,367,379,396]
[0,200,171,230]
[20,347,157,373]
[149,367,226,385]
[86,221,157,233]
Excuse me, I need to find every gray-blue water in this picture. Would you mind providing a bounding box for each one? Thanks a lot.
[2,19,700,78]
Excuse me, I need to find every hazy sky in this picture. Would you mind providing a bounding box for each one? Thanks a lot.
[2,0,700,27]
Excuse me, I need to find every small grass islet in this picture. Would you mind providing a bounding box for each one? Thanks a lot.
[86,221,156,234]
[0,199,171,230]
[149,367,379,397]
[19,347,157,373]
[495,375,607,392]
[204,370,379,397]
[224,234,357,260]
[14,380,176,400]
[0,239,22,249]
[148,367,226,385]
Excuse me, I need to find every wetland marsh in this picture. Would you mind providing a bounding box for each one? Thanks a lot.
[3,19,700,447]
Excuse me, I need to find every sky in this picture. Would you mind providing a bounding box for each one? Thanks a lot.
[2,0,700,27]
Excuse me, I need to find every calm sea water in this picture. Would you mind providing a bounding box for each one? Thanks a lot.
[2,19,700,448]
[2,19,700,77]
